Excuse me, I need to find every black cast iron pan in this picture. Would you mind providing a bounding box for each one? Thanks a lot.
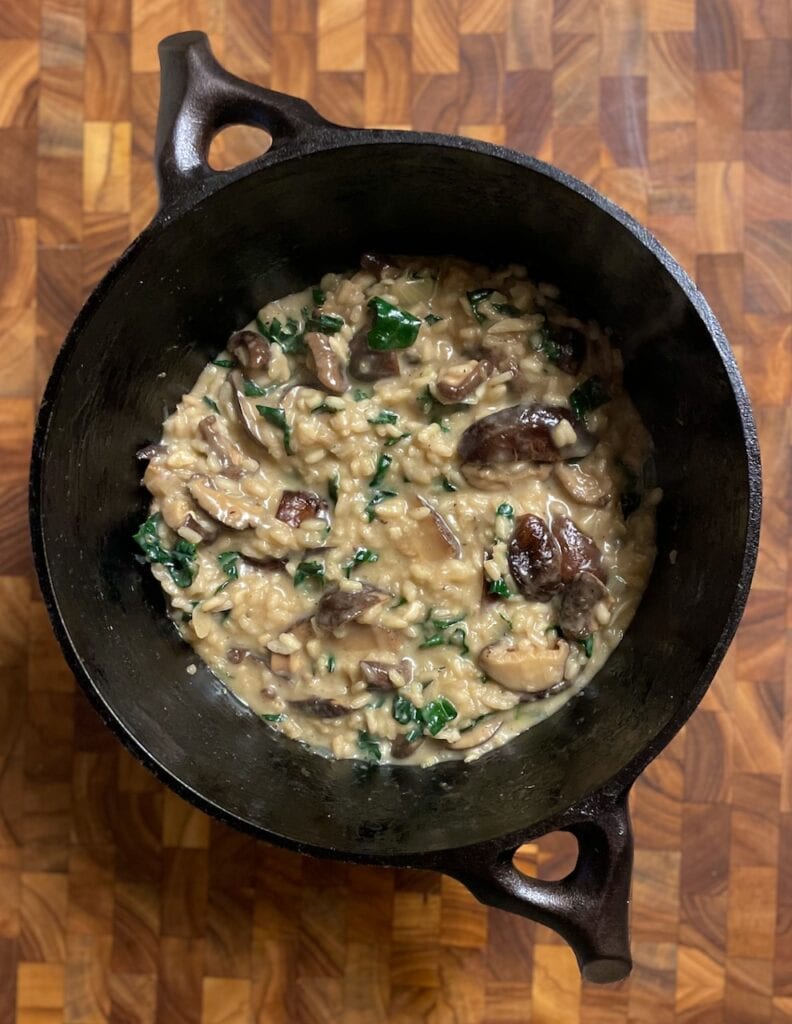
[29,31,761,983]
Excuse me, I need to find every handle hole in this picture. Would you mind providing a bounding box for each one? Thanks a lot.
[513,831,579,882]
[208,124,272,171]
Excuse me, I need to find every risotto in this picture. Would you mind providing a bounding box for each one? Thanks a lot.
[134,256,658,766]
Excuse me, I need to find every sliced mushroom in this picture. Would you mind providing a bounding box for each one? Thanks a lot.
[458,404,595,465]
[415,496,463,560]
[559,572,610,641]
[433,359,493,404]
[508,514,563,601]
[143,463,216,539]
[199,415,245,478]
[188,476,266,530]
[554,462,611,508]
[314,584,387,631]
[461,461,553,491]
[226,647,269,666]
[550,515,605,583]
[275,490,330,528]
[545,323,586,375]
[360,252,392,274]
[263,618,315,678]
[447,717,503,750]
[228,329,270,371]
[230,370,274,448]
[478,637,569,693]
[348,318,400,381]
[182,512,218,543]
[391,734,424,759]
[336,623,402,659]
[304,332,349,395]
[136,442,166,460]
[359,657,414,692]
[238,553,288,573]
[289,697,352,718]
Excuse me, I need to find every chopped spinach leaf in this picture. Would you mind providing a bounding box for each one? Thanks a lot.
[312,286,326,305]
[133,514,196,589]
[367,297,421,350]
[368,410,399,425]
[539,325,561,362]
[293,560,325,588]
[256,405,292,454]
[439,475,457,492]
[580,635,594,658]
[421,697,458,736]
[392,695,421,726]
[218,550,241,581]
[328,470,340,506]
[256,315,305,354]
[498,611,513,630]
[419,634,446,650]
[262,713,286,722]
[357,731,382,761]
[327,654,336,673]
[306,311,344,334]
[203,396,219,413]
[370,452,392,488]
[365,488,398,522]
[496,502,514,518]
[242,376,277,398]
[431,613,465,631]
[391,596,408,609]
[570,375,610,419]
[425,313,443,325]
[384,432,410,447]
[467,288,494,323]
[353,388,371,402]
[311,402,336,414]
[493,302,521,317]
[344,547,379,578]
[212,357,236,368]
[487,578,511,599]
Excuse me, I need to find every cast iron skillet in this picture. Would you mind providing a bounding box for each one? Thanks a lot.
[29,31,761,983]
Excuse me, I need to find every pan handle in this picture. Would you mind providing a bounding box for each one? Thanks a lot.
[449,788,633,984]
[155,31,333,208]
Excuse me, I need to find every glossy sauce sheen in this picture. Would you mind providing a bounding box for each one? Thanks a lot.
[137,258,658,766]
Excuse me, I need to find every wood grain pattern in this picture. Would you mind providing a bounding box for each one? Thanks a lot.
[0,1,790,1020]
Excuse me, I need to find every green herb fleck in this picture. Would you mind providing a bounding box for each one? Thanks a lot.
[431,613,465,631]
[256,405,292,454]
[133,514,196,589]
[242,376,276,398]
[212,357,236,368]
[306,311,344,334]
[498,611,513,630]
[487,578,511,599]
[353,388,371,402]
[203,396,220,413]
[425,313,443,325]
[384,432,410,447]
[357,731,382,761]
[421,697,458,736]
[327,654,336,673]
[262,713,286,722]
[368,410,399,425]
[256,315,305,354]
[218,550,241,581]
[312,286,326,305]
[344,547,379,578]
[293,560,325,588]
[580,635,594,658]
[496,502,514,518]
[367,296,421,350]
[467,288,495,323]
[570,375,610,419]
[370,452,392,488]
[312,402,336,414]
[439,475,457,492]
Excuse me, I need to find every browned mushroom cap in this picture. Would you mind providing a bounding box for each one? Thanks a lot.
[458,404,595,465]
[415,496,462,559]
[228,329,270,371]
[199,415,245,478]
[359,658,414,692]
[433,359,493,404]
[348,318,400,381]
[275,489,330,528]
[545,323,586,375]
[559,572,609,641]
[360,253,392,274]
[305,332,349,395]
[391,734,424,759]
[508,514,563,601]
[478,637,569,693]
[314,584,387,631]
[136,442,167,460]
[289,697,353,718]
[550,515,605,583]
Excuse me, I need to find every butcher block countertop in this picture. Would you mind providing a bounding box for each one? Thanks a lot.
[0,0,790,1021]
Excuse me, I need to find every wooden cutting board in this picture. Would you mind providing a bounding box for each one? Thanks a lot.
[0,1,790,1021]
